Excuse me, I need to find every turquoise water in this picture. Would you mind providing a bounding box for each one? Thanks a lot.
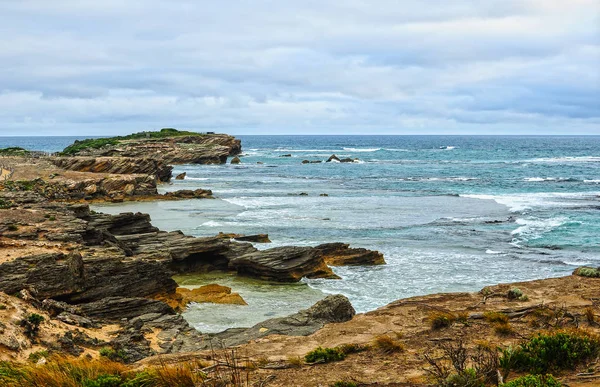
[3,135,600,332]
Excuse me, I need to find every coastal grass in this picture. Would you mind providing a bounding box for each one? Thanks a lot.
[503,374,562,387]
[0,147,31,156]
[428,311,456,329]
[60,128,207,155]
[501,328,600,374]
[304,347,346,363]
[574,266,600,278]
[372,334,404,354]
[0,355,254,387]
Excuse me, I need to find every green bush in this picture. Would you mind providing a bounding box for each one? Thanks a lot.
[83,374,123,387]
[331,382,358,387]
[503,374,562,387]
[7,224,18,231]
[574,267,600,278]
[305,347,346,363]
[20,313,44,338]
[504,329,600,373]
[0,147,31,156]
[99,347,128,363]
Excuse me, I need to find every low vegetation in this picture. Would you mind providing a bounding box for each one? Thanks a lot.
[503,374,562,387]
[574,266,600,278]
[305,347,346,363]
[60,128,205,155]
[0,147,31,156]
[501,329,600,374]
[99,347,128,363]
[428,311,456,329]
[372,334,404,354]
[20,313,44,338]
[0,355,252,387]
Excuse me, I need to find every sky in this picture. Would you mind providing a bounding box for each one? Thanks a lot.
[0,0,599,136]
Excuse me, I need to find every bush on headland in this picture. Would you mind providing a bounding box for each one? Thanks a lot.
[60,128,206,155]
[573,266,600,278]
[0,147,31,156]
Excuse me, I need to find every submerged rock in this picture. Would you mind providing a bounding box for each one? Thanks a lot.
[175,284,247,307]
[230,156,241,164]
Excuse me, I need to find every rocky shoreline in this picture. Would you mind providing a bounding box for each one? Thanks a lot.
[1,131,599,386]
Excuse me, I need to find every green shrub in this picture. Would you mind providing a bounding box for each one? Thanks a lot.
[28,350,49,363]
[99,347,128,363]
[503,374,562,387]
[48,215,56,221]
[574,267,600,278]
[7,224,18,231]
[83,374,123,387]
[504,329,600,373]
[0,304,7,310]
[0,199,13,209]
[305,347,346,363]
[0,147,31,156]
[20,313,44,337]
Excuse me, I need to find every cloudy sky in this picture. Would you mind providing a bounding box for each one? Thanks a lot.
[1,0,599,136]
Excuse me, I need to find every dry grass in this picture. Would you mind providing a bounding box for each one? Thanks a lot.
[483,311,509,324]
[287,356,303,368]
[585,307,595,324]
[372,334,405,355]
[428,311,456,329]
[493,322,514,336]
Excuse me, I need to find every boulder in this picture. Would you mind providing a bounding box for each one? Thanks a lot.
[315,243,386,266]
[162,189,212,199]
[327,154,341,162]
[280,154,292,157]
[175,172,186,180]
[230,156,241,164]
[228,246,340,282]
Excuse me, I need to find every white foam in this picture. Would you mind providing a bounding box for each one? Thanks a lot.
[201,220,222,227]
[523,177,578,182]
[584,179,600,184]
[342,147,381,152]
[184,177,209,181]
[462,192,600,212]
[527,156,600,163]
[485,249,503,254]
[511,216,580,241]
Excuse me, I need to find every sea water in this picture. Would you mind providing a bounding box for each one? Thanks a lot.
[3,135,599,332]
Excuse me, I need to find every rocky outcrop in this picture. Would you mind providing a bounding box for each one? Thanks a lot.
[228,246,340,282]
[162,189,212,199]
[233,234,271,243]
[204,295,355,348]
[315,243,386,266]
[78,297,175,321]
[64,134,241,165]
[175,172,186,180]
[175,284,247,307]
[49,157,173,182]
[327,154,341,162]
[230,156,241,164]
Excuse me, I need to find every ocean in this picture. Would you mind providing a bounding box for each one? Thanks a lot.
[2,135,600,332]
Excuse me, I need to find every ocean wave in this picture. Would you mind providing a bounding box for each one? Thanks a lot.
[485,249,503,255]
[527,156,600,163]
[342,147,382,152]
[439,146,457,150]
[184,177,210,181]
[523,177,580,182]
[511,216,580,242]
[461,192,600,212]
[201,220,222,227]
[584,179,600,184]
[403,177,478,182]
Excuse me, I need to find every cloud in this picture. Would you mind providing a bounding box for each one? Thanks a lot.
[0,0,598,135]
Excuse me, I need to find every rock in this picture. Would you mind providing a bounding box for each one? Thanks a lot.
[234,234,271,243]
[302,160,310,164]
[49,157,173,182]
[280,154,292,157]
[175,172,186,180]
[228,246,340,282]
[299,192,308,196]
[56,312,95,328]
[61,133,241,165]
[327,154,341,162]
[78,297,175,321]
[315,243,386,266]
[256,162,264,164]
[176,285,247,306]
[320,193,329,197]
[230,156,241,164]
[162,189,212,199]
[206,295,355,347]
[340,158,355,163]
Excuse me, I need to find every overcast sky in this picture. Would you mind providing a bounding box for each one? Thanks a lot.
[1,0,599,136]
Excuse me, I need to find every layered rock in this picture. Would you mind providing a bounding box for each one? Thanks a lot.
[315,242,386,266]
[64,133,241,165]
[49,157,173,182]
[228,246,340,282]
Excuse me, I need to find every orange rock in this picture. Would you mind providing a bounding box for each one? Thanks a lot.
[176,284,247,307]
